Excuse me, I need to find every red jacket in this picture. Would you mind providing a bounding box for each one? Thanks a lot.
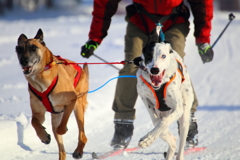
[89,0,213,45]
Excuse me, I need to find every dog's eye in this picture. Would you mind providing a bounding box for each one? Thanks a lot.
[161,54,166,59]
[16,46,24,53]
[29,45,38,52]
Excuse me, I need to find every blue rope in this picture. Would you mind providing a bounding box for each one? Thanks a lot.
[88,75,137,93]
[156,23,165,42]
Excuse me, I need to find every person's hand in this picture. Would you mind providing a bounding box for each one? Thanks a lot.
[197,43,214,63]
[80,40,99,58]
[133,56,142,66]
[133,56,146,70]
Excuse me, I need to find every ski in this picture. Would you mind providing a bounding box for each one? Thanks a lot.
[92,147,140,159]
[184,147,206,154]
[92,146,206,159]
[163,147,207,158]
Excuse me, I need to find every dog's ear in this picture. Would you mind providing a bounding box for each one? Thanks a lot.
[163,41,174,53]
[34,29,45,46]
[168,44,174,54]
[17,34,28,45]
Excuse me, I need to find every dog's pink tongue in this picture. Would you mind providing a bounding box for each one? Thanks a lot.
[23,67,30,71]
[151,75,162,86]
[22,66,32,73]
[150,71,165,87]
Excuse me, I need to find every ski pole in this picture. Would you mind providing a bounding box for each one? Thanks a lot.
[93,54,120,71]
[212,13,235,48]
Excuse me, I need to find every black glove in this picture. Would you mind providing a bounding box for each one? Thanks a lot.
[80,40,99,58]
[133,56,146,70]
[133,57,142,66]
[197,43,214,63]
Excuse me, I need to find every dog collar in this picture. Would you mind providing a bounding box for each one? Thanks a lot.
[44,60,57,71]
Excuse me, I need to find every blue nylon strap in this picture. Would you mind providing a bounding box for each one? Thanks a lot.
[88,75,137,93]
[156,23,165,42]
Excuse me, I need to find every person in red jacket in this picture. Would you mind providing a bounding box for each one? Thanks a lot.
[81,0,214,150]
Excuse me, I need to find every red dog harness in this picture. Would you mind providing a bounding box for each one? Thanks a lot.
[29,56,82,114]
[140,59,185,111]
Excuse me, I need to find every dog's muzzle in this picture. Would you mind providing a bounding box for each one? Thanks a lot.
[20,57,29,66]
[150,67,160,75]
[21,59,38,75]
[149,68,165,90]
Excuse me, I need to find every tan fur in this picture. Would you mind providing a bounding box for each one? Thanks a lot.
[16,29,88,160]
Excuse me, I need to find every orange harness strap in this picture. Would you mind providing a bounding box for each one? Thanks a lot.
[175,58,185,83]
[163,73,176,98]
[140,74,176,111]
[140,75,160,109]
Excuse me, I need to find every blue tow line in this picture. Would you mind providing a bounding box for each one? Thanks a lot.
[88,75,137,93]
[88,23,165,93]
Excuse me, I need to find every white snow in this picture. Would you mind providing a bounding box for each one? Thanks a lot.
[0,1,240,160]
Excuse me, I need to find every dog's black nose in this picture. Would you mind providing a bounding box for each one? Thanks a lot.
[20,58,29,66]
[150,67,159,75]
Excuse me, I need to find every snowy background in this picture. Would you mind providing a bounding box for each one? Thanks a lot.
[0,0,240,159]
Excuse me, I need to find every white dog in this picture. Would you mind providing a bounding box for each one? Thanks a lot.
[135,41,194,160]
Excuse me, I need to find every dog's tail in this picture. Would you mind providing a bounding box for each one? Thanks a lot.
[83,63,89,82]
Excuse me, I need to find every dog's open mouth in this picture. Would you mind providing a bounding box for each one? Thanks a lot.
[22,66,33,74]
[150,70,165,90]
[22,60,38,75]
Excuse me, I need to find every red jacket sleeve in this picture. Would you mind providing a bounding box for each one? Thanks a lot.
[88,0,121,44]
[188,0,213,44]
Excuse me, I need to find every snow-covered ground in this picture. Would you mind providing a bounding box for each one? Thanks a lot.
[0,1,240,160]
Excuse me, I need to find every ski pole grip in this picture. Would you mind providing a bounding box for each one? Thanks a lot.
[229,13,235,21]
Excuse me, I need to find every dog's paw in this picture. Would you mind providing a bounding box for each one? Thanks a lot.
[56,126,68,135]
[72,152,83,159]
[41,134,51,144]
[37,130,51,144]
[138,134,156,148]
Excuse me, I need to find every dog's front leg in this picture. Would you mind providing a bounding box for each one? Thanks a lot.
[51,113,66,160]
[139,107,183,158]
[138,120,167,148]
[163,107,184,160]
[161,129,177,160]
[31,113,51,144]
[176,75,194,160]
[176,111,190,160]
[72,96,88,159]
[56,99,76,135]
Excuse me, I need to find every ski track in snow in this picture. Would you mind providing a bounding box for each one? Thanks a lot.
[0,2,240,160]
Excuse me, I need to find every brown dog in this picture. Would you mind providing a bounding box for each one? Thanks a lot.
[15,29,89,160]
